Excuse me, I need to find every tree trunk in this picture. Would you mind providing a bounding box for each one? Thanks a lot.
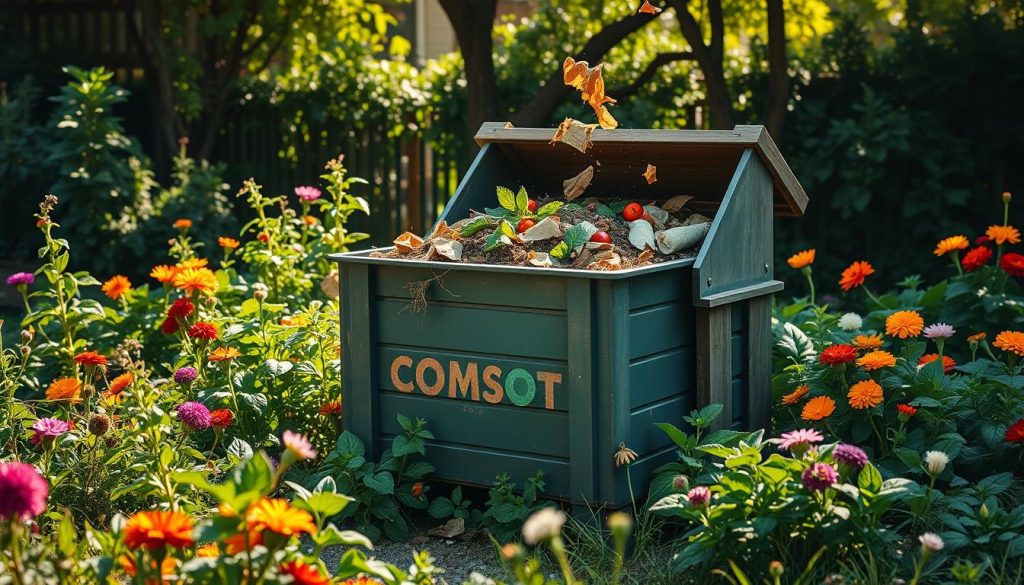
[765,0,788,140]
[666,0,734,129]
[438,0,500,153]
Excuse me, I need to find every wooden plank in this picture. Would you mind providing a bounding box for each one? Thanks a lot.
[566,279,597,504]
[378,393,569,458]
[742,124,810,216]
[340,263,380,459]
[628,395,690,454]
[695,280,784,308]
[628,347,694,409]
[375,265,567,310]
[594,280,630,503]
[628,303,695,359]
[628,267,689,310]
[746,295,773,431]
[695,305,732,430]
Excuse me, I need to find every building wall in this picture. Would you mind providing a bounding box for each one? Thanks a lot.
[414,0,536,62]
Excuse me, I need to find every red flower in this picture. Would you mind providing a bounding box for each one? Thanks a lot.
[897,404,918,417]
[918,353,956,374]
[962,246,993,272]
[210,409,233,430]
[1000,252,1024,276]
[279,560,329,585]
[819,344,858,366]
[1006,420,1024,443]
[319,400,342,417]
[161,317,179,335]
[168,298,195,320]
[187,322,219,340]
[258,232,269,243]
[74,351,108,367]
[411,482,424,497]
[975,235,992,246]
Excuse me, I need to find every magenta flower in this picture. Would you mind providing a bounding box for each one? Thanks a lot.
[833,444,869,469]
[923,323,955,339]
[687,486,711,508]
[282,430,316,461]
[176,401,212,430]
[294,186,322,202]
[6,272,35,287]
[0,462,49,520]
[802,462,838,492]
[30,418,70,446]
[778,429,824,453]
[173,366,198,384]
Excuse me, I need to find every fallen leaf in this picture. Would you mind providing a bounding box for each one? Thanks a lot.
[550,118,597,153]
[562,57,618,129]
[426,238,463,261]
[643,164,657,184]
[637,248,656,264]
[563,166,595,201]
[393,232,424,254]
[595,104,618,130]
[320,271,340,300]
[638,0,662,14]
[661,195,694,212]
[428,518,466,539]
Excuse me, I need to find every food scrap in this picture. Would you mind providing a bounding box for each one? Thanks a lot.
[562,57,618,130]
[638,1,663,14]
[643,163,657,184]
[550,117,597,153]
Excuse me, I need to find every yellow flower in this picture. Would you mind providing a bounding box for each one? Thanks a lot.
[150,265,179,284]
[46,377,81,401]
[857,350,897,371]
[196,543,219,558]
[208,347,241,363]
[218,237,240,250]
[280,315,307,327]
[933,235,969,256]
[993,331,1024,357]
[885,310,924,339]
[101,275,132,300]
[847,379,884,409]
[986,225,1021,245]
[173,267,218,296]
[177,258,209,270]
[245,498,316,537]
[787,249,815,270]
[781,385,809,405]
[852,334,884,350]
[801,396,835,421]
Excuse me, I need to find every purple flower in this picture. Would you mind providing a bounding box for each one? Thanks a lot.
[687,486,711,508]
[173,366,198,384]
[802,462,838,492]
[30,418,70,446]
[176,401,212,430]
[6,272,35,287]
[0,462,48,520]
[778,429,824,453]
[294,186,322,202]
[923,323,955,339]
[833,444,869,469]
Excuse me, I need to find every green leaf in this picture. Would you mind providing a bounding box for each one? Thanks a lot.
[697,444,736,459]
[483,230,511,252]
[515,186,529,214]
[496,186,516,211]
[460,217,497,236]
[57,511,77,556]
[654,423,692,451]
[391,434,424,457]
[894,448,923,470]
[295,492,353,518]
[313,524,374,550]
[595,203,618,218]
[549,241,570,260]
[428,497,455,518]
[499,220,517,238]
[858,462,883,494]
[563,224,588,249]
[264,359,294,377]
[536,201,563,217]
[362,471,395,495]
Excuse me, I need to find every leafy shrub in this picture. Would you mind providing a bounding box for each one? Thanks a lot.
[481,472,553,543]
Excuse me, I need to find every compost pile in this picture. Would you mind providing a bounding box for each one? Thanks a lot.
[371,190,712,272]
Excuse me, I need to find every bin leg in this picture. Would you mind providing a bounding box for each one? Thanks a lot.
[695,305,732,430]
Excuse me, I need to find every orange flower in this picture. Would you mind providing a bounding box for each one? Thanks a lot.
[223,530,262,554]
[847,379,884,409]
[787,249,815,270]
[246,498,316,537]
[105,372,134,401]
[885,310,924,339]
[102,275,132,300]
[781,385,809,405]
[173,218,192,230]
[319,399,342,416]
[819,344,858,366]
[195,543,219,558]
[339,577,384,585]
[852,334,884,350]
[118,554,179,580]
[279,560,330,585]
[177,258,209,270]
[46,377,82,401]
[208,347,241,362]
[933,235,969,256]
[918,353,956,374]
[967,332,987,343]
[986,225,1021,245]
[280,315,307,327]
[993,331,1024,356]
[123,510,195,550]
[150,265,179,284]
[173,268,218,295]
[304,215,319,226]
[839,261,874,292]
[857,350,896,371]
[74,351,108,367]
[218,237,240,250]
[801,396,835,421]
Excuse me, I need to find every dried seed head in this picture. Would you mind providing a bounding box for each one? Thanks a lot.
[81,385,96,400]
[614,442,637,467]
[88,414,111,436]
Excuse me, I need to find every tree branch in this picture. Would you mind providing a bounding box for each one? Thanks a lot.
[612,51,695,99]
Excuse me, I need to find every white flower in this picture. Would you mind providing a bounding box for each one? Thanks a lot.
[838,312,863,331]
[924,450,949,475]
[521,507,566,545]
[919,532,945,552]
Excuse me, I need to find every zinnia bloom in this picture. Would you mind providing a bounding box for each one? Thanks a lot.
[897,403,918,418]
[177,402,212,430]
[781,385,809,405]
[46,377,81,401]
[150,265,178,284]
[923,323,955,339]
[31,417,70,445]
[848,379,884,409]
[993,331,1024,356]
[279,560,330,585]
[801,462,837,492]
[1000,252,1024,276]
[246,498,316,537]
[167,298,195,320]
[101,275,132,300]
[208,347,241,362]
[961,246,993,272]
[294,186,322,202]
[933,235,969,256]
[173,267,218,295]
[986,225,1021,245]
[839,261,874,292]
[74,351,108,367]
[1005,420,1024,443]
[832,444,868,469]
[123,510,195,550]
[919,533,945,553]
[787,249,815,269]
[967,332,987,343]
[918,353,956,374]
[5,272,35,287]
[885,310,924,339]
[687,486,711,508]
[801,396,835,421]
[319,400,342,416]
[0,462,49,520]
[218,237,240,250]
[819,344,858,366]
[852,334,884,350]
[857,350,896,371]
[778,428,823,452]
[210,409,233,430]
[173,218,193,230]
[282,430,316,461]
[174,367,198,384]
[187,322,219,340]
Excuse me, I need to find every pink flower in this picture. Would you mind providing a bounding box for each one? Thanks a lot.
[778,429,824,452]
[801,462,838,492]
[282,430,316,461]
[176,402,212,430]
[0,462,49,520]
[5,272,35,287]
[30,418,70,446]
[687,486,711,508]
[294,186,322,202]
[923,323,955,339]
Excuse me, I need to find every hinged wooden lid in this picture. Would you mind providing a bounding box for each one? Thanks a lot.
[475,123,808,217]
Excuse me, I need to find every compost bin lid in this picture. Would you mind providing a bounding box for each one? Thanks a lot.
[475,123,808,217]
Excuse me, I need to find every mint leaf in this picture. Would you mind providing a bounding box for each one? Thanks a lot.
[563,224,589,249]
[515,186,529,214]
[536,201,563,218]
[484,207,513,218]
[496,186,516,211]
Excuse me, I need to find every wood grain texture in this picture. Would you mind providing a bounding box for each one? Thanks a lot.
[375,266,568,310]
[746,295,773,431]
[567,279,597,503]
[695,305,732,430]
[340,263,380,459]
[594,280,631,503]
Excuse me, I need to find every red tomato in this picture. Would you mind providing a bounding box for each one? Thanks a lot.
[623,202,644,222]
[590,230,612,244]
[528,199,537,212]
[516,218,536,233]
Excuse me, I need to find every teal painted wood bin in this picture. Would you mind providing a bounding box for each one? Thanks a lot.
[330,123,808,508]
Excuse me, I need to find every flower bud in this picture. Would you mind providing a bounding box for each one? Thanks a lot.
[20,346,30,357]
[607,511,632,540]
[252,284,269,302]
[979,503,990,519]
[924,450,949,476]
[1003,191,1012,204]
[21,329,33,343]
[88,414,111,436]
[80,384,96,400]
[672,475,690,491]
[500,543,524,562]
[769,561,784,578]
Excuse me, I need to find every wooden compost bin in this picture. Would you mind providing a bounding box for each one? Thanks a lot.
[330,123,808,508]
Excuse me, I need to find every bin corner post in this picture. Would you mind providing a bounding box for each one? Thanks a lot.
[695,306,732,431]
[746,295,773,431]
[340,262,381,460]
[566,279,597,511]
